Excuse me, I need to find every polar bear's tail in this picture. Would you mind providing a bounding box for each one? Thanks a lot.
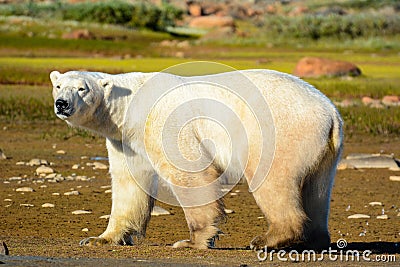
[329,108,344,158]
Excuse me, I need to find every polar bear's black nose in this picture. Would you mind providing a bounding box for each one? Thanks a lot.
[55,99,69,110]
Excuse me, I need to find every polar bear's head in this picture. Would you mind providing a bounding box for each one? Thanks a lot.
[50,71,112,127]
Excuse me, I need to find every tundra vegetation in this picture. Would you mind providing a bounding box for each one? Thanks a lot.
[0,0,399,265]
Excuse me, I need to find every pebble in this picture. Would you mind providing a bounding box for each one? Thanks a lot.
[224,208,234,214]
[72,164,80,170]
[369,202,383,206]
[92,162,108,170]
[20,203,34,207]
[82,228,89,232]
[76,176,89,181]
[389,176,400,182]
[9,177,22,181]
[377,215,388,220]
[99,214,111,219]
[4,199,12,202]
[71,210,92,215]
[151,206,170,216]
[16,162,25,166]
[52,193,60,196]
[348,214,370,219]
[42,203,55,208]
[45,173,57,179]
[56,150,66,154]
[36,166,54,175]
[230,193,237,196]
[64,191,80,196]
[28,159,48,166]
[104,189,112,194]
[16,187,34,192]
[40,185,47,188]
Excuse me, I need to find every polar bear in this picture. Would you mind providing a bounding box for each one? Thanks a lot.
[50,68,343,250]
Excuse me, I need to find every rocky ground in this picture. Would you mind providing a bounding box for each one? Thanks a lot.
[0,122,399,266]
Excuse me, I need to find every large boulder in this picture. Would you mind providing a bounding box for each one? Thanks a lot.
[189,15,235,29]
[293,57,361,78]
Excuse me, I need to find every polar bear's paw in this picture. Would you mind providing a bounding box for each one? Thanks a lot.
[172,240,208,249]
[249,234,268,251]
[79,237,111,246]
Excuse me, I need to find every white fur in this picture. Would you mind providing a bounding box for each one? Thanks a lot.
[50,69,343,249]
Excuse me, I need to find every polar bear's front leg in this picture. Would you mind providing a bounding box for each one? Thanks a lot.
[80,139,156,246]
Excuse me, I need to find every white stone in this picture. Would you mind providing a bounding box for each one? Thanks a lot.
[376,215,388,220]
[4,199,12,202]
[72,164,80,170]
[40,185,47,188]
[99,214,111,219]
[76,176,89,181]
[230,192,237,196]
[20,203,34,207]
[151,206,170,216]
[82,228,89,232]
[389,176,400,182]
[36,166,54,175]
[224,208,234,214]
[72,210,92,215]
[42,203,55,208]
[16,187,34,192]
[16,162,25,166]
[9,177,22,181]
[64,191,80,196]
[104,189,112,194]
[92,162,108,170]
[45,173,57,179]
[56,150,66,154]
[369,202,383,206]
[28,159,41,166]
[348,214,370,219]
[52,193,60,196]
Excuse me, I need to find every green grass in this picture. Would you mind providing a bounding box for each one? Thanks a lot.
[339,106,400,136]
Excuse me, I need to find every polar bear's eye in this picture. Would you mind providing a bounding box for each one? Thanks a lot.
[56,85,60,89]
[78,87,85,92]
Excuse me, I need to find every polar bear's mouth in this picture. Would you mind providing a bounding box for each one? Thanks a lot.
[56,109,74,119]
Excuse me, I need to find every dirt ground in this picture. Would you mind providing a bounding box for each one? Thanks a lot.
[0,122,399,266]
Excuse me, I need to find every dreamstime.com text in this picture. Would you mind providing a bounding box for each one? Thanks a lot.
[256,239,397,263]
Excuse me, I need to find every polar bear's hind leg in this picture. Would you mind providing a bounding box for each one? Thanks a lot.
[249,171,307,250]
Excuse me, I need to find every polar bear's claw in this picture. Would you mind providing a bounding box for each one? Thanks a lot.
[250,235,267,251]
[79,237,110,246]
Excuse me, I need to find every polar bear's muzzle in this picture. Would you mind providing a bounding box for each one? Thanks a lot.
[55,98,74,118]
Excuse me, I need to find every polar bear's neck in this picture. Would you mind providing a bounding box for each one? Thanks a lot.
[90,73,151,142]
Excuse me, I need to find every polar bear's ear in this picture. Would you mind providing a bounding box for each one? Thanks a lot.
[50,71,61,85]
[98,78,113,98]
